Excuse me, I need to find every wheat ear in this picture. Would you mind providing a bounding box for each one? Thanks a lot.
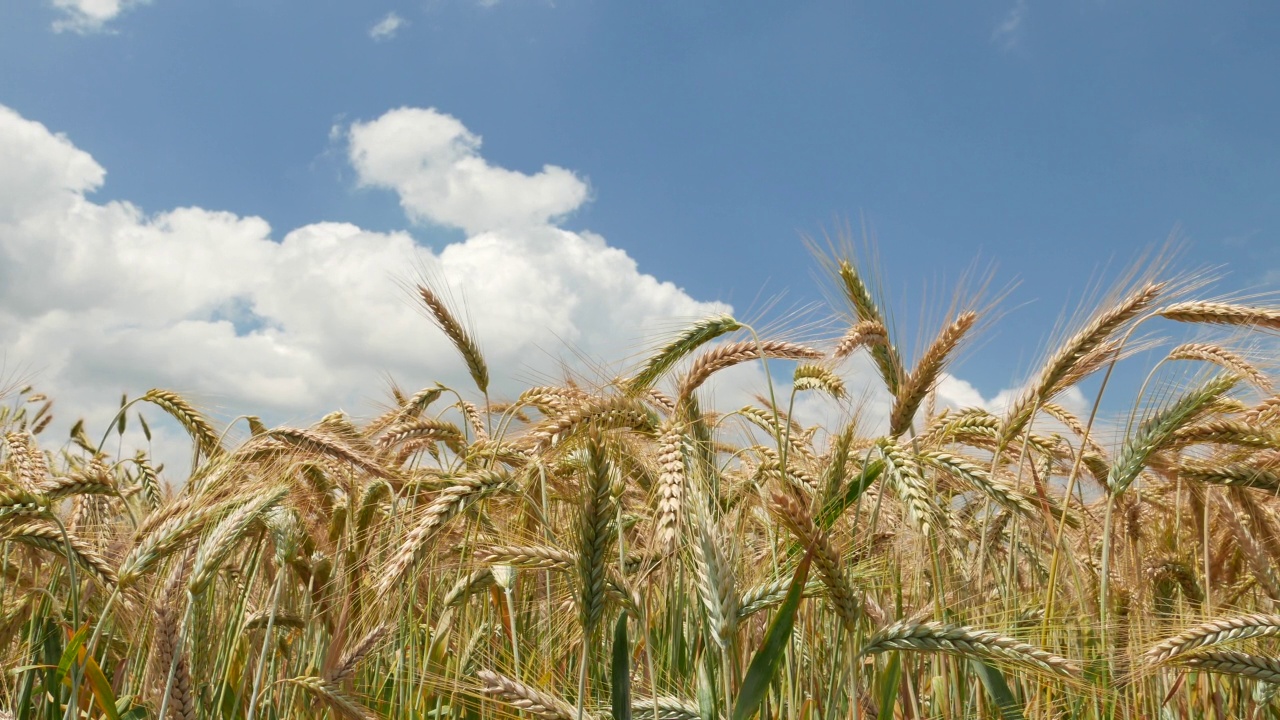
[679,340,822,399]
[860,620,1080,677]
[477,669,579,720]
[889,311,977,437]
[1175,650,1280,683]
[1144,614,1280,663]
[142,389,222,458]
[1002,282,1164,444]
[284,676,377,720]
[418,284,490,394]
[627,314,742,392]
[1169,342,1273,393]
[1159,301,1280,330]
[379,470,513,595]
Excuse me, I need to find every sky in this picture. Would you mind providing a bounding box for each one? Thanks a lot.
[2,1,1279,466]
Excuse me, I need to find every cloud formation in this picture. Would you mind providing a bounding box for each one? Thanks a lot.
[50,0,147,33]
[0,104,725,465]
[349,108,590,235]
[369,12,405,42]
[991,0,1027,51]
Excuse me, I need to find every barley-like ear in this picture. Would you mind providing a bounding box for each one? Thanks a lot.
[770,491,864,627]
[188,486,288,596]
[576,437,615,637]
[1108,373,1239,495]
[1175,650,1280,683]
[141,389,222,459]
[253,427,391,478]
[878,440,940,538]
[1159,301,1280,330]
[860,620,1080,677]
[525,396,655,452]
[2,521,118,588]
[688,490,738,648]
[0,487,48,520]
[133,451,163,510]
[1169,342,1273,393]
[833,319,888,361]
[458,399,489,442]
[627,314,742,392]
[379,418,466,455]
[890,311,977,437]
[378,470,513,596]
[1002,282,1165,445]
[118,498,228,588]
[632,696,701,720]
[4,431,49,490]
[475,544,576,571]
[327,624,389,685]
[150,551,194,720]
[654,424,687,548]
[916,451,1037,519]
[793,363,847,400]
[36,471,116,500]
[1144,614,1280,664]
[284,676,378,720]
[837,260,905,393]
[477,669,579,720]
[1171,421,1278,449]
[678,341,822,399]
[1179,463,1280,492]
[419,284,490,395]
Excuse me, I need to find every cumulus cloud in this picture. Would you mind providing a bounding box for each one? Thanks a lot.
[349,108,590,235]
[50,0,148,33]
[369,12,406,42]
[0,104,726,470]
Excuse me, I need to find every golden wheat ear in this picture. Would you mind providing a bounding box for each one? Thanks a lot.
[418,284,490,395]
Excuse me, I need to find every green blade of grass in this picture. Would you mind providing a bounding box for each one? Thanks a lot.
[970,660,1026,720]
[731,551,813,720]
[612,612,631,720]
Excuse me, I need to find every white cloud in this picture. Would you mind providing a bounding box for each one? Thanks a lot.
[50,0,148,33]
[369,12,406,42]
[0,104,725,470]
[991,0,1027,51]
[349,107,590,235]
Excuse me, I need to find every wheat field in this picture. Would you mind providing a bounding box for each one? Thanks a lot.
[4,250,1280,719]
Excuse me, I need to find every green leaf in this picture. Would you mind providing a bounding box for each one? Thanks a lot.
[731,552,813,720]
[818,460,882,530]
[612,612,631,720]
[969,660,1026,720]
[55,622,89,688]
[82,652,122,720]
[875,652,901,720]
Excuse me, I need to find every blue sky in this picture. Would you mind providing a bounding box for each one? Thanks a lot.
[2,0,1278,449]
